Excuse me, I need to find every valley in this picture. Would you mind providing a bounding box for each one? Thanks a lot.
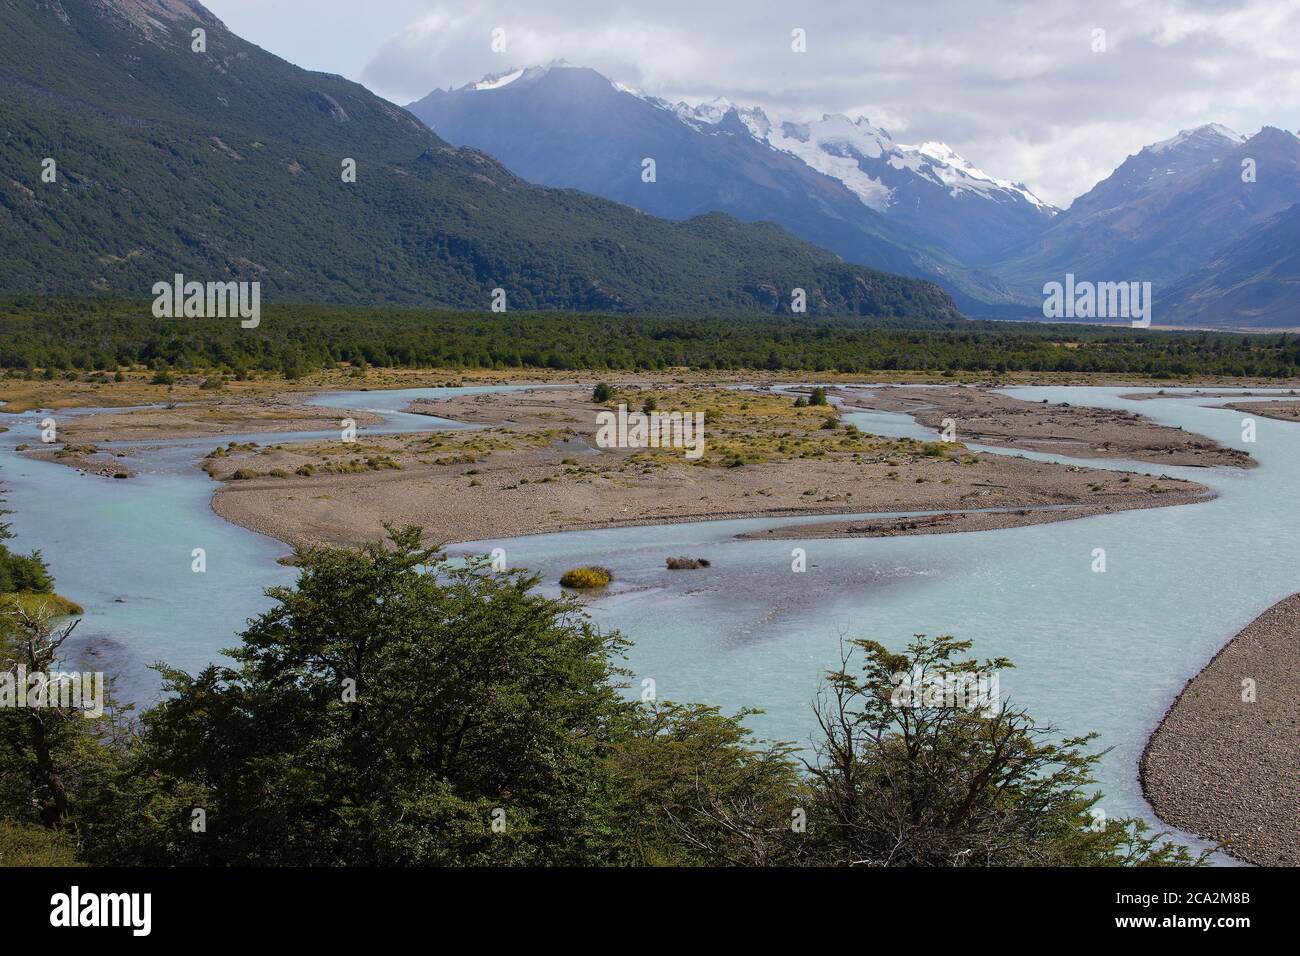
[2,372,1293,870]
[0,0,1296,882]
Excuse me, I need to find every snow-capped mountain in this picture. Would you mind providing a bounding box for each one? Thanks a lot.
[1151,123,1247,152]
[995,124,1300,305]
[1059,123,1249,223]
[632,85,1051,220]
[672,101,1055,263]
[409,64,1300,325]
[408,64,1047,309]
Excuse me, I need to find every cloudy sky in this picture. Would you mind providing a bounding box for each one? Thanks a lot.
[203,0,1300,206]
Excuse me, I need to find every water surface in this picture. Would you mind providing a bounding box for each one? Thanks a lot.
[2,384,1292,860]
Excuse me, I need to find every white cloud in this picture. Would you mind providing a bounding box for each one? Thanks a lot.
[205,0,1300,206]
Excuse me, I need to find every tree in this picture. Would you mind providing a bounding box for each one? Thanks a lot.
[0,524,1206,867]
[0,549,55,594]
[605,702,802,865]
[799,634,1205,866]
[0,510,67,612]
[140,526,634,865]
[0,608,82,828]
[0,604,139,859]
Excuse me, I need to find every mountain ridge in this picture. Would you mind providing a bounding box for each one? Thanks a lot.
[408,63,1038,310]
[414,63,1300,328]
[993,124,1300,309]
[1158,202,1300,328]
[0,0,961,320]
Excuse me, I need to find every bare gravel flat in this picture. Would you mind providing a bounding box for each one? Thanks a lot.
[208,385,1211,549]
[1141,594,1300,867]
[844,385,1255,468]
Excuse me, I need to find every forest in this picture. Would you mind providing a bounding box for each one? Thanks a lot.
[3,297,1300,379]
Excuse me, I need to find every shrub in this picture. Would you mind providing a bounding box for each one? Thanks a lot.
[809,386,829,406]
[0,548,55,593]
[592,383,613,402]
[559,566,613,589]
[0,821,82,867]
[665,557,711,570]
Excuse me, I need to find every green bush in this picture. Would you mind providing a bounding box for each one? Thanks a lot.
[0,548,54,593]
[0,821,82,867]
[560,566,613,589]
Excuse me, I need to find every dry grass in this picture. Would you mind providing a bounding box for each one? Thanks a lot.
[0,592,84,617]
[602,386,961,468]
[559,566,612,589]
[10,363,1300,417]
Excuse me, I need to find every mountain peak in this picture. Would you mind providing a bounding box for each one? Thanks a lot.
[673,95,736,125]
[1244,125,1300,148]
[3,2,956,317]
[411,65,1057,278]
[1148,123,1245,154]
[459,60,589,93]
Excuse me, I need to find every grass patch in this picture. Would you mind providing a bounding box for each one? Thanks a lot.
[559,566,613,589]
[1,592,83,616]
[0,821,83,867]
[610,386,965,469]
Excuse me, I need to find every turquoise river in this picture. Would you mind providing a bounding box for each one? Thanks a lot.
[3,384,1293,861]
